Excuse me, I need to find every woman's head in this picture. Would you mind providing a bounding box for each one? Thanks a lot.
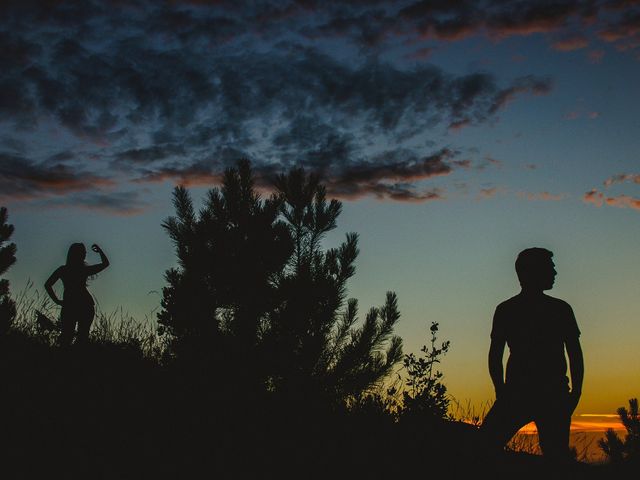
[66,243,86,267]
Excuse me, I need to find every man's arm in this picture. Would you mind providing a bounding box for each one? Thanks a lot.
[488,337,506,399]
[566,335,584,413]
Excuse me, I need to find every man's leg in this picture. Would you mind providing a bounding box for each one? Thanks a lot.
[534,395,573,462]
[480,395,532,456]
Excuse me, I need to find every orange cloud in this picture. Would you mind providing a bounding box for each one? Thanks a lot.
[605,194,640,210]
[518,191,567,201]
[552,34,589,51]
[583,189,640,211]
[603,173,640,187]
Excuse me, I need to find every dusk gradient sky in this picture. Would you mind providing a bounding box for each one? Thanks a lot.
[1,0,639,422]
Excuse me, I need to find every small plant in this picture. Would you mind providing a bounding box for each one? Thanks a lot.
[599,397,640,463]
[398,322,451,422]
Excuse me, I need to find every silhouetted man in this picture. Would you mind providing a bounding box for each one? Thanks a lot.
[480,247,584,462]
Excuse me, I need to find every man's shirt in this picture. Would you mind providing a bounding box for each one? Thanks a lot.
[491,292,580,392]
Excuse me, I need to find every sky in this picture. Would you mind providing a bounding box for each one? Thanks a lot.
[1,0,639,429]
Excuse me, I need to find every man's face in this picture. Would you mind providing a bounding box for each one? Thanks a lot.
[529,259,557,290]
[520,257,557,290]
[541,260,557,290]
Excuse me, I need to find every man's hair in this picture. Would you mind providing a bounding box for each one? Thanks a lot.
[515,247,553,285]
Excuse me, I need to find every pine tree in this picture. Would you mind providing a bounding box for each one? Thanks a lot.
[264,167,403,400]
[157,159,292,361]
[0,206,17,334]
[158,160,403,402]
[599,398,640,463]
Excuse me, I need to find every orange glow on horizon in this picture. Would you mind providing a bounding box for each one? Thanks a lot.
[516,415,626,435]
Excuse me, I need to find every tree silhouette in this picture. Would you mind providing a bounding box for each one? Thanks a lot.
[0,207,17,335]
[158,161,403,401]
[599,398,640,463]
[264,166,403,400]
[158,160,292,363]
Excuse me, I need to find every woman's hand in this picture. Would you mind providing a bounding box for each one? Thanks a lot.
[91,244,102,253]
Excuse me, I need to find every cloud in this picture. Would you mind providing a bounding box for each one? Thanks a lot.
[517,191,567,201]
[478,186,501,199]
[321,148,453,201]
[563,109,600,120]
[0,153,115,202]
[405,47,434,61]
[588,48,605,63]
[38,191,150,216]
[598,10,640,42]
[583,188,640,211]
[603,173,640,187]
[1,0,580,211]
[552,34,589,51]
[114,145,187,165]
[605,194,640,209]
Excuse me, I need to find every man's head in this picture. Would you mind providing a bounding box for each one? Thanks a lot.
[515,247,556,290]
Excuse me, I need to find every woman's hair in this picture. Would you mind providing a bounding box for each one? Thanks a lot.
[66,242,86,268]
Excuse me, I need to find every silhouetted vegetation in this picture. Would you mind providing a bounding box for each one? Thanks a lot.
[158,160,402,404]
[398,322,451,424]
[599,398,640,464]
[0,206,16,334]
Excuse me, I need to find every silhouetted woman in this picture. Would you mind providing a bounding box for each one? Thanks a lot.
[45,243,109,347]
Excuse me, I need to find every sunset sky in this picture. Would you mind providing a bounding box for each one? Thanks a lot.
[1,0,639,428]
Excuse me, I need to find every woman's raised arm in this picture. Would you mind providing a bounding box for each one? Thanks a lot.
[86,244,109,275]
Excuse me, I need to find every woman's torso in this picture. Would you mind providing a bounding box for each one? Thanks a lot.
[60,265,94,306]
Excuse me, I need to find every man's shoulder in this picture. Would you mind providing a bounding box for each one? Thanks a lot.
[542,294,574,311]
[495,293,573,312]
[493,295,520,319]
[495,294,522,309]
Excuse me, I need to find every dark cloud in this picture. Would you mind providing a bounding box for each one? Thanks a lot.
[0,153,115,201]
[4,0,603,210]
[40,190,150,216]
[114,145,187,165]
[551,33,590,50]
[598,9,640,42]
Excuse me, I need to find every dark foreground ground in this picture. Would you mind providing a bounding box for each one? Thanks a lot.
[1,333,636,480]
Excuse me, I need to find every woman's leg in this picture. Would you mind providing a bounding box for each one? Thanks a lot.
[58,307,76,347]
[76,303,95,345]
